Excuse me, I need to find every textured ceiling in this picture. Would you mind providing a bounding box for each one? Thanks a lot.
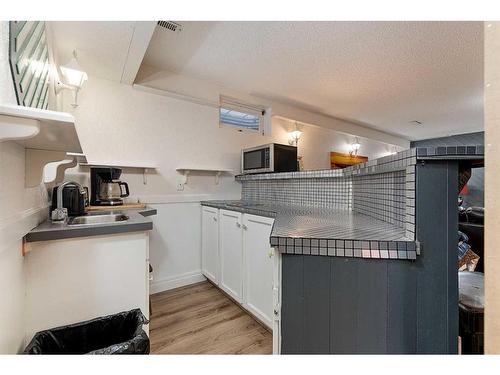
[144,21,484,140]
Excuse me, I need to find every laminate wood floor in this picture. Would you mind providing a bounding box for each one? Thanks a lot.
[149,281,272,354]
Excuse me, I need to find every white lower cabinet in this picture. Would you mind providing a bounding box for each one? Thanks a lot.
[201,206,220,284]
[242,213,274,328]
[219,209,244,303]
[201,206,275,329]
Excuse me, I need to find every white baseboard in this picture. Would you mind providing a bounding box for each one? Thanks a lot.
[150,271,206,294]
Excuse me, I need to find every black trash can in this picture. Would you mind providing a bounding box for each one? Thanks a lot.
[24,309,150,354]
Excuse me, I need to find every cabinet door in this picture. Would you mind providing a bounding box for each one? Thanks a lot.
[219,209,244,303]
[242,213,275,328]
[201,206,219,284]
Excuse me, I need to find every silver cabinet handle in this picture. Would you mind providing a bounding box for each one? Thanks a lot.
[242,224,248,230]
[213,217,217,222]
[236,222,241,228]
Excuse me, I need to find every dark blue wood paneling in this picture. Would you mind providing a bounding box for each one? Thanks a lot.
[330,257,358,353]
[303,256,330,353]
[387,261,417,353]
[356,260,388,353]
[280,255,304,354]
[415,161,459,353]
[280,160,459,354]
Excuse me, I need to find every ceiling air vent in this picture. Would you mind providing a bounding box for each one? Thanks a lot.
[157,21,183,33]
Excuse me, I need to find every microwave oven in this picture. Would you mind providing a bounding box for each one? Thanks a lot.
[241,143,298,174]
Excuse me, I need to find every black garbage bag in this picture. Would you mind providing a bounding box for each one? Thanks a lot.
[24,309,149,354]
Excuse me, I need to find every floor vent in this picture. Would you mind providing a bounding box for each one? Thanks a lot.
[157,21,183,33]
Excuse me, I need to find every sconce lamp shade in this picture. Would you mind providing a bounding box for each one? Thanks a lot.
[289,129,303,141]
[288,121,303,146]
[60,54,88,88]
[349,137,361,156]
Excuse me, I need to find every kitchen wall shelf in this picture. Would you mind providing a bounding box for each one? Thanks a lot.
[79,162,157,185]
[79,162,157,170]
[67,152,87,164]
[176,167,233,187]
[0,104,83,188]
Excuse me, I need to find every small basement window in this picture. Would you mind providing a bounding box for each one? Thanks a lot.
[219,96,267,134]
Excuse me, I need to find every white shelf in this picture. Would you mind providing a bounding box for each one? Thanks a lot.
[79,162,157,170]
[176,167,233,173]
[0,104,82,153]
[78,162,157,185]
[66,152,87,164]
[176,167,233,187]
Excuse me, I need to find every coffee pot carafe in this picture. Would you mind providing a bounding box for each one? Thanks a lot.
[90,167,130,206]
[98,181,129,202]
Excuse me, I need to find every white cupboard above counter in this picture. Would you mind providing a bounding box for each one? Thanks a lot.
[200,205,275,329]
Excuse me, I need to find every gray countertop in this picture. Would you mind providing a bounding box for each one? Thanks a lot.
[26,207,157,243]
[201,200,418,260]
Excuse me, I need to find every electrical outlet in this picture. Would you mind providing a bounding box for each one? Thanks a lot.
[176,182,184,191]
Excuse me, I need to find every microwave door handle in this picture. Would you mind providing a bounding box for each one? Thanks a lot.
[241,149,245,174]
[269,144,274,172]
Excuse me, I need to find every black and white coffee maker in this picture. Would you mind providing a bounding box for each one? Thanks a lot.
[90,167,130,206]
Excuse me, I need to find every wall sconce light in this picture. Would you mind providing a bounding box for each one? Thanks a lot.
[349,137,361,156]
[288,121,303,146]
[55,50,88,108]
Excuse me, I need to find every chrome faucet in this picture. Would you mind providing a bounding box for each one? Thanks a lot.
[51,181,85,222]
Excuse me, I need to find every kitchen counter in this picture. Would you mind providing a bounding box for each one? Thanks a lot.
[25,206,157,242]
[201,200,418,260]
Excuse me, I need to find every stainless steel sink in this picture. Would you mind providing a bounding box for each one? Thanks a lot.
[67,213,129,226]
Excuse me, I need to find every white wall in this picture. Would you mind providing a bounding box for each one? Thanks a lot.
[135,65,410,148]
[0,141,49,354]
[485,21,500,353]
[274,117,402,170]
[0,137,42,355]
[0,22,27,354]
[63,75,402,294]
[0,22,49,354]
[148,202,205,293]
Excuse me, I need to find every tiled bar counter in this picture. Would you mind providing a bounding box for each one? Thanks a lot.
[202,146,484,354]
[202,201,418,259]
[205,148,420,259]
